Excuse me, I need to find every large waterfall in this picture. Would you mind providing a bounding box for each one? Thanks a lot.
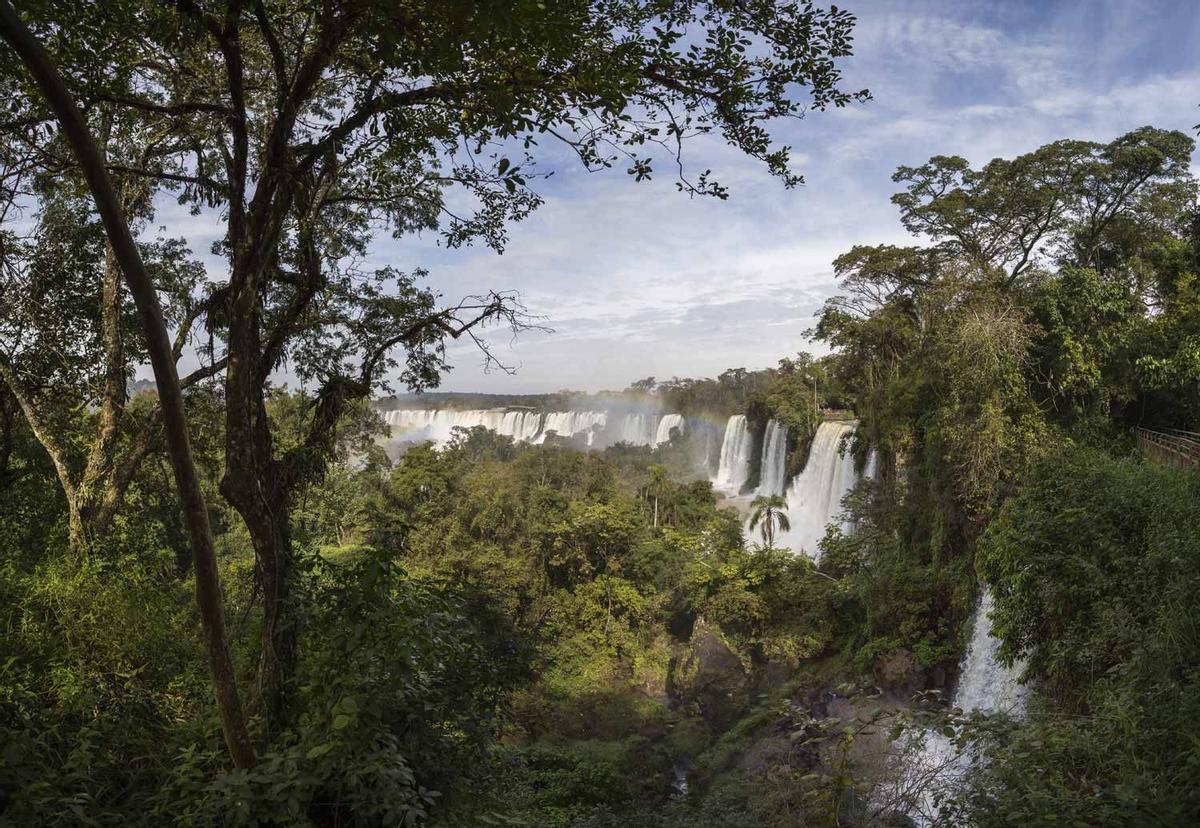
[755,420,789,496]
[381,408,685,449]
[775,421,859,560]
[714,415,755,494]
[382,409,544,446]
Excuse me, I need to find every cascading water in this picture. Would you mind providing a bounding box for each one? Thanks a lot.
[383,409,545,446]
[901,587,1028,824]
[775,421,858,560]
[538,411,607,445]
[755,420,789,495]
[863,448,879,483]
[714,415,755,494]
[654,413,686,447]
[952,588,1028,716]
[383,408,688,450]
[604,413,659,446]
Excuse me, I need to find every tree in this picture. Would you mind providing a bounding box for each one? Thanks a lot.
[749,494,790,549]
[0,0,254,767]
[0,0,868,740]
[891,128,1193,287]
[646,463,669,528]
[0,175,216,553]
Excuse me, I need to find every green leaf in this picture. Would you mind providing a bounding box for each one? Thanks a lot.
[306,743,333,760]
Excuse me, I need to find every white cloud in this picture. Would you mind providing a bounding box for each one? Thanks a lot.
[147,0,1200,395]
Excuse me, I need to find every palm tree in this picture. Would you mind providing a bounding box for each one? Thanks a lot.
[748,494,790,549]
[646,464,669,528]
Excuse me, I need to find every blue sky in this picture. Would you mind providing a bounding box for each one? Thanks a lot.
[160,0,1200,395]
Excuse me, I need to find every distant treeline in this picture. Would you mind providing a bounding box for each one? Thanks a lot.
[377,356,851,423]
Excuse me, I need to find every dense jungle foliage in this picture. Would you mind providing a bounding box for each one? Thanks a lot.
[1,0,1199,825]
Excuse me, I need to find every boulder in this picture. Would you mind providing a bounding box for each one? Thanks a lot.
[668,623,749,730]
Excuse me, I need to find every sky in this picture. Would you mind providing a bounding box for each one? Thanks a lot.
[161,0,1200,395]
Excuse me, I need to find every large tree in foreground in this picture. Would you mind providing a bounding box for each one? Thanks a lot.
[0,0,868,759]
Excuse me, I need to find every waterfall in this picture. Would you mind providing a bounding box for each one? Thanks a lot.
[755,420,789,495]
[947,588,1027,716]
[776,421,858,560]
[603,412,659,446]
[538,411,607,445]
[383,408,687,450]
[900,587,1028,824]
[714,415,755,494]
[384,408,547,447]
[654,413,686,447]
[863,448,879,482]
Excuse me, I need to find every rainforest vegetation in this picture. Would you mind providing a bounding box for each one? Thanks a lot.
[1,1,1199,826]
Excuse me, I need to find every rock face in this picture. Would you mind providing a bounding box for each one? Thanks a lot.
[668,624,749,730]
[873,647,951,694]
[876,648,919,689]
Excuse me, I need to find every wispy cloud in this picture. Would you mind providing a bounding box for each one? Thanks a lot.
[385,0,1200,393]
[153,1,1200,394]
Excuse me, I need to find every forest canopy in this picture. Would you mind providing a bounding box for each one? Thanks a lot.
[1,1,1199,826]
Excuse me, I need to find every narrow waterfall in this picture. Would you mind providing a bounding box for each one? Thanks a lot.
[714,415,755,494]
[863,448,879,482]
[654,413,686,447]
[755,420,789,495]
[947,588,1027,716]
[775,421,858,560]
[902,587,1028,824]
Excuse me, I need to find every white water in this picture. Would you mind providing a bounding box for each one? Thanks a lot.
[382,408,686,449]
[537,411,607,445]
[775,421,859,560]
[714,415,755,494]
[610,413,658,446]
[755,420,789,496]
[655,413,686,447]
[952,589,1027,716]
[383,409,545,446]
[863,448,879,482]
[902,588,1028,823]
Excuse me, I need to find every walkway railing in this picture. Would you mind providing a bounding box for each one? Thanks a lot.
[1134,427,1200,469]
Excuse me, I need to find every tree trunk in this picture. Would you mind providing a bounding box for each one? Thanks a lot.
[220,394,296,731]
[0,0,256,769]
